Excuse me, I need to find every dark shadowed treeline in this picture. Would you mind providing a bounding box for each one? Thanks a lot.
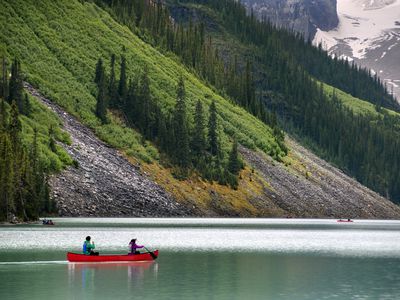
[0,58,53,222]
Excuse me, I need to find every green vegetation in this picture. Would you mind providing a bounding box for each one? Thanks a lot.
[95,55,244,187]
[0,58,72,221]
[0,0,286,167]
[160,0,400,204]
[323,82,399,117]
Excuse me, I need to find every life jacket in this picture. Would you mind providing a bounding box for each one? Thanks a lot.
[82,241,87,254]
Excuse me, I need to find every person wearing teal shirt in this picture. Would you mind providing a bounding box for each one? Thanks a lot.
[83,236,99,255]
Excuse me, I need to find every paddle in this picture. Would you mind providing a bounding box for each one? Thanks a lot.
[144,246,158,260]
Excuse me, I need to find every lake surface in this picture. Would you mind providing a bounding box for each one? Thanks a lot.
[0,218,400,299]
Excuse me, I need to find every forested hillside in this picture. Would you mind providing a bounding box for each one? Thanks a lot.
[0,0,290,219]
[0,58,72,221]
[1,0,399,220]
[157,0,400,203]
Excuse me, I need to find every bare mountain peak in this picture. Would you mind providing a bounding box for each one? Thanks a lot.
[242,0,338,39]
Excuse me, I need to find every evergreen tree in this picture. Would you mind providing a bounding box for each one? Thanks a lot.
[1,56,8,101]
[23,93,31,116]
[8,59,24,114]
[94,58,103,86]
[208,100,219,157]
[228,138,242,175]
[9,101,21,149]
[137,66,153,136]
[95,64,108,124]
[49,125,57,152]
[118,55,127,108]
[0,99,6,130]
[0,133,14,221]
[108,54,117,108]
[192,99,206,157]
[173,76,190,169]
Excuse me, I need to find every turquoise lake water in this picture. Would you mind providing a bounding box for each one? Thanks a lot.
[0,218,399,299]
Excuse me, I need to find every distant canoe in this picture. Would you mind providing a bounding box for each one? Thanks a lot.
[337,219,353,223]
[67,251,159,262]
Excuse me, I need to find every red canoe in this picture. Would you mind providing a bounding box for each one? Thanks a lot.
[67,250,159,262]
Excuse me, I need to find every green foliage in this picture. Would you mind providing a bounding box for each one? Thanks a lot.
[172,76,190,170]
[208,99,219,157]
[0,0,285,169]
[192,99,206,157]
[169,0,400,203]
[0,96,70,221]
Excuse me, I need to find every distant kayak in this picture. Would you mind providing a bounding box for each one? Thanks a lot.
[337,219,353,223]
[67,251,159,262]
[42,220,55,225]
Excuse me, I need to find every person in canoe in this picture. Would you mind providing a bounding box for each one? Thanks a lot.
[129,238,144,255]
[83,236,99,256]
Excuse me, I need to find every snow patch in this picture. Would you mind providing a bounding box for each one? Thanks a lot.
[313,0,400,59]
[388,43,398,50]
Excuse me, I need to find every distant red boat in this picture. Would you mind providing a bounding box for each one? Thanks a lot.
[67,251,159,262]
[337,219,353,223]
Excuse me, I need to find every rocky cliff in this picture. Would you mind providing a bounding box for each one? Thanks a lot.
[242,0,339,39]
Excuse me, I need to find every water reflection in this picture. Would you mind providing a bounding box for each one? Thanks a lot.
[68,261,158,298]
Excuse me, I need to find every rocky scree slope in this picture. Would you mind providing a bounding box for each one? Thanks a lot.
[26,83,400,219]
[241,139,400,219]
[25,83,192,217]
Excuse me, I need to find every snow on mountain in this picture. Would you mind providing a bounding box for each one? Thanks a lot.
[314,0,400,98]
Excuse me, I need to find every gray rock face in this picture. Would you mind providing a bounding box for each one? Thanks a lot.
[24,83,193,217]
[240,139,400,219]
[242,0,338,39]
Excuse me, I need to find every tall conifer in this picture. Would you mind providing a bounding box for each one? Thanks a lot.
[192,99,206,157]
[173,76,190,169]
[208,100,219,157]
[118,55,127,108]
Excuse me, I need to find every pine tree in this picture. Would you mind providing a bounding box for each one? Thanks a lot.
[94,58,103,86]
[173,76,190,170]
[208,100,219,157]
[95,64,108,124]
[192,99,206,157]
[118,55,127,108]
[49,125,57,152]
[9,101,21,150]
[0,99,6,131]
[1,56,8,101]
[0,133,14,221]
[108,54,117,108]
[138,66,152,135]
[228,138,242,175]
[8,59,24,114]
[23,93,31,116]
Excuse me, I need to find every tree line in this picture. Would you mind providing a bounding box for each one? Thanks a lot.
[0,58,53,222]
[91,0,400,202]
[181,0,399,111]
[94,54,244,188]
[169,0,400,203]
[90,0,287,155]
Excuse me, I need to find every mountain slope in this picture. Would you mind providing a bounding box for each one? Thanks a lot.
[242,0,339,39]
[313,0,400,98]
[25,83,189,217]
[1,0,400,218]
